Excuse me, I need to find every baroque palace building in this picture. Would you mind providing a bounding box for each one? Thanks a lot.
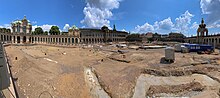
[185,18,220,48]
[0,16,128,45]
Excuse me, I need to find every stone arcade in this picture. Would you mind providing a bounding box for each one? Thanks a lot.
[0,16,128,45]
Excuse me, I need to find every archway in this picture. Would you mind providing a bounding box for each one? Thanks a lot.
[75,38,78,43]
[13,36,15,43]
[23,36,26,43]
[32,37,34,43]
[62,38,64,43]
[17,36,20,43]
[1,35,3,41]
[107,39,112,42]
[68,38,70,43]
[29,37,31,43]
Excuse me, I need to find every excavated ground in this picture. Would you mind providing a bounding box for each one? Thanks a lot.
[4,44,220,98]
[146,82,205,97]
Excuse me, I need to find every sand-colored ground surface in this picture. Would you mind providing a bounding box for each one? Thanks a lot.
[4,44,220,98]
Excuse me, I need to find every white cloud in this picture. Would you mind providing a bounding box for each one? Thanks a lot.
[63,24,70,32]
[200,0,220,27]
[32,21,37,24]
[121,29,127,32]
[135,23,154,33]
[207,22,220,28]
[175,11,194,32]
[0,24,11,29]
[81,0,122,28]
[191,22,199,29]
[134,11,194,33]
[156,17,174,30]
[135,17,175,33]
[200,0,212,14]
[32,24,54,31]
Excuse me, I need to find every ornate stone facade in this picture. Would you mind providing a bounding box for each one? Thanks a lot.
[68,25,80,37]
[184,18,220,48]
[11,16,32,34]
[197,18,208,44]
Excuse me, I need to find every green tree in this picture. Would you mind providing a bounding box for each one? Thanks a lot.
[44,31,48,35]
[2,28,6,33]
[49,26,60,35]
[125,33,141,42]
[6,29,11,33]
[33,27,44,35]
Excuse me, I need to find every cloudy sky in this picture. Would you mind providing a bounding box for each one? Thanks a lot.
[0,0,220,36]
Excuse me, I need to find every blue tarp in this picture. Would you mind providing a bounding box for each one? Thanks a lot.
[183,44,214,52]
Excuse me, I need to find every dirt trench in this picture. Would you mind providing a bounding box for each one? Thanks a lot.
[146,82,204,97]
[84,67,111,98]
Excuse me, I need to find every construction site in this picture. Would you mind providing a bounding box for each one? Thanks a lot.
[1,42,220,98]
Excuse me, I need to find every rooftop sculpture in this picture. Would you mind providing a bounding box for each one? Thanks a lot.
[197,18,208,43]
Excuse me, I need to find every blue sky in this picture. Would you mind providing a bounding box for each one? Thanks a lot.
[0,0,220,36]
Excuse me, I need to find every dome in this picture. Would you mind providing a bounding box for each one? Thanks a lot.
[70,25,79,30]
[12,20,22,24]
[101,25,109,31]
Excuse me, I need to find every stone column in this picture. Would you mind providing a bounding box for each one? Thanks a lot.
[15,36,17,44]
[208,38,210,45]
[27,36,30,43]
[78,38,80,44]
[20,36,22,44]
[11,36,14,44]
[0,34,2,41]
[33,37,35,43]
[46,38,48,44]
[3,35,4,42]
[70,37,72,45]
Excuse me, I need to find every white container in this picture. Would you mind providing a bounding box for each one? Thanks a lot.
[174,44,182,52]
[165,47,175,61]
[181,46,189,53]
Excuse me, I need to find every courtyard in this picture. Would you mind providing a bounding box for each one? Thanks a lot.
[3,44,220,98]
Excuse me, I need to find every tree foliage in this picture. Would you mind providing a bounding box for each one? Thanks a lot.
[169,32,185,38]
[33,27,44,35]
[44,31,48,35]
[125,33,142,42]
[0,28,10,33]
[49,26,60,35]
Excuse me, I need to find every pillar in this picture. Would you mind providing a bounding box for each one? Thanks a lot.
[20,36,23,44]
[27,36,30,43]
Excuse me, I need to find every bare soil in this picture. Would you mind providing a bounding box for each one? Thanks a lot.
[4,44,220,98]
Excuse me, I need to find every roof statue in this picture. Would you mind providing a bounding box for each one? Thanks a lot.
[23,15,27,20]
[68,25,79,31]
[113,24,116,31]
[197,18,208,43]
